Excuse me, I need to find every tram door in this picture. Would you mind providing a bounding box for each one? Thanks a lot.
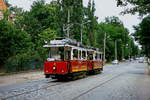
[93,52,100,70]
[87,51,94,71]
[64,47,71,61]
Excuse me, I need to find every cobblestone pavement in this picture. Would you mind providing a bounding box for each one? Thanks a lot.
[0,61,150,100]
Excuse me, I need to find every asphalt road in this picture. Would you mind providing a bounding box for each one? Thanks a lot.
[0,61,150,100]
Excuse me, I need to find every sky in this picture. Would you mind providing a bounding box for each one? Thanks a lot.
[8,0,141,33]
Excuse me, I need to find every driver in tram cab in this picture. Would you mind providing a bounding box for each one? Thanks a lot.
[73,53,78,60]
[60,52,64,61]
[73,56,77,60]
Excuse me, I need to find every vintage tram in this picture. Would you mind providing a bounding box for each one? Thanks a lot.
[44,37,103,80]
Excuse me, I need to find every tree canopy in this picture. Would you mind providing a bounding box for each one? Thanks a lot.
[134,15,150,58]
[116,0,150,16]
[116,0,150,59]
[95,16,138,61]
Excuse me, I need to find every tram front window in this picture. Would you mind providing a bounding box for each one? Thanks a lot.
[47,47,64,61]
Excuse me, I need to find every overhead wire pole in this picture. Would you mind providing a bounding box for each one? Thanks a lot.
[80,22,83,44]
[129,39,132,61]
[122,44,124,60]
[67,9,70,38]
[115,40,117,60]
[103,32,106,65]
[80,21,91,44]
[80,3,83,44]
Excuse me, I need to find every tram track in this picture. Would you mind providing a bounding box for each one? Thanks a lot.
[1,65,127,100]
[71,73,125,100]
[1,81,64,100]
[1,73,124,100]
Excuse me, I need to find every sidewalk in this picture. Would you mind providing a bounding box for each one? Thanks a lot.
[0,71,44,86]
[148,65,150,75]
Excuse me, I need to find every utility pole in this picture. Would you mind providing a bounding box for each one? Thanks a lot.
[129,39,132,61]
[67,9,70,38]
[122,44,124,60]
[80,22,83,44]
[115,40,117,60]
[80,20,91,44]
[103,32,106,64]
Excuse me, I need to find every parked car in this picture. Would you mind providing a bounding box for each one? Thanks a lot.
[136,57,140,60]
[112,60,119,64]
[138,58,144,63]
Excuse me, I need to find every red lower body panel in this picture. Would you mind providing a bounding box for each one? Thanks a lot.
[44,61,68,75]
[44,60,103,77]
[70,60,87,73]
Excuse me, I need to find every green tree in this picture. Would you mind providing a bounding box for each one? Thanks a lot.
[15,0,61,43]
[134,16,150,58]
[2,9,11,20]
[86,0,97,46]
[95,16,137,61]
[116,0,150,16]
[61,0,83,41]
[35,28,57,60]
[0,19,33,69]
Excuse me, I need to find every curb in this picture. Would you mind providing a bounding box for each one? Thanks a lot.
[0,70,43,77]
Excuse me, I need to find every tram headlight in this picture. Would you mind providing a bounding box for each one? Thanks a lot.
[53,66,56,70]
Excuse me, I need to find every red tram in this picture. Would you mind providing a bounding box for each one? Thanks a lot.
[44,37,103,80]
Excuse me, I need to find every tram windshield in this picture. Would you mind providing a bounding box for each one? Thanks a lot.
[48,47,64,61]
[47,47,71,61]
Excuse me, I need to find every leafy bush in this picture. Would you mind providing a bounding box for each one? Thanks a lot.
[5,52,44,73]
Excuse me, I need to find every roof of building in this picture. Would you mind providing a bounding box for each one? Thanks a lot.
[0,0,7,10]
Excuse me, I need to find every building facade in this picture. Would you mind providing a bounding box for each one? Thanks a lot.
[0,0,7,19]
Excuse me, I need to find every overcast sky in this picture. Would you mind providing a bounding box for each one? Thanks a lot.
[8,0,141,33]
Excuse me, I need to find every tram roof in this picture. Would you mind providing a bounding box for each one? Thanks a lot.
[44,37,102,53]
[43,44,102,54]
[44,44,87,50]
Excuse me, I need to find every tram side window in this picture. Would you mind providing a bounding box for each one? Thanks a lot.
[60,48,64,60]
[100,54,102,60]
[82,51,86,60]
[96,53,100,60]
[65,50,71,60]
[89,54,93,60]
[73,49,78,60]
[87,52,93,60]
[95,53,98,60]
[87,52,90,60]
[79,50,82,59]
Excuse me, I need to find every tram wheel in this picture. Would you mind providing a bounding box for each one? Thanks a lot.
[45,74,50,78]
[82,72,87,78]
